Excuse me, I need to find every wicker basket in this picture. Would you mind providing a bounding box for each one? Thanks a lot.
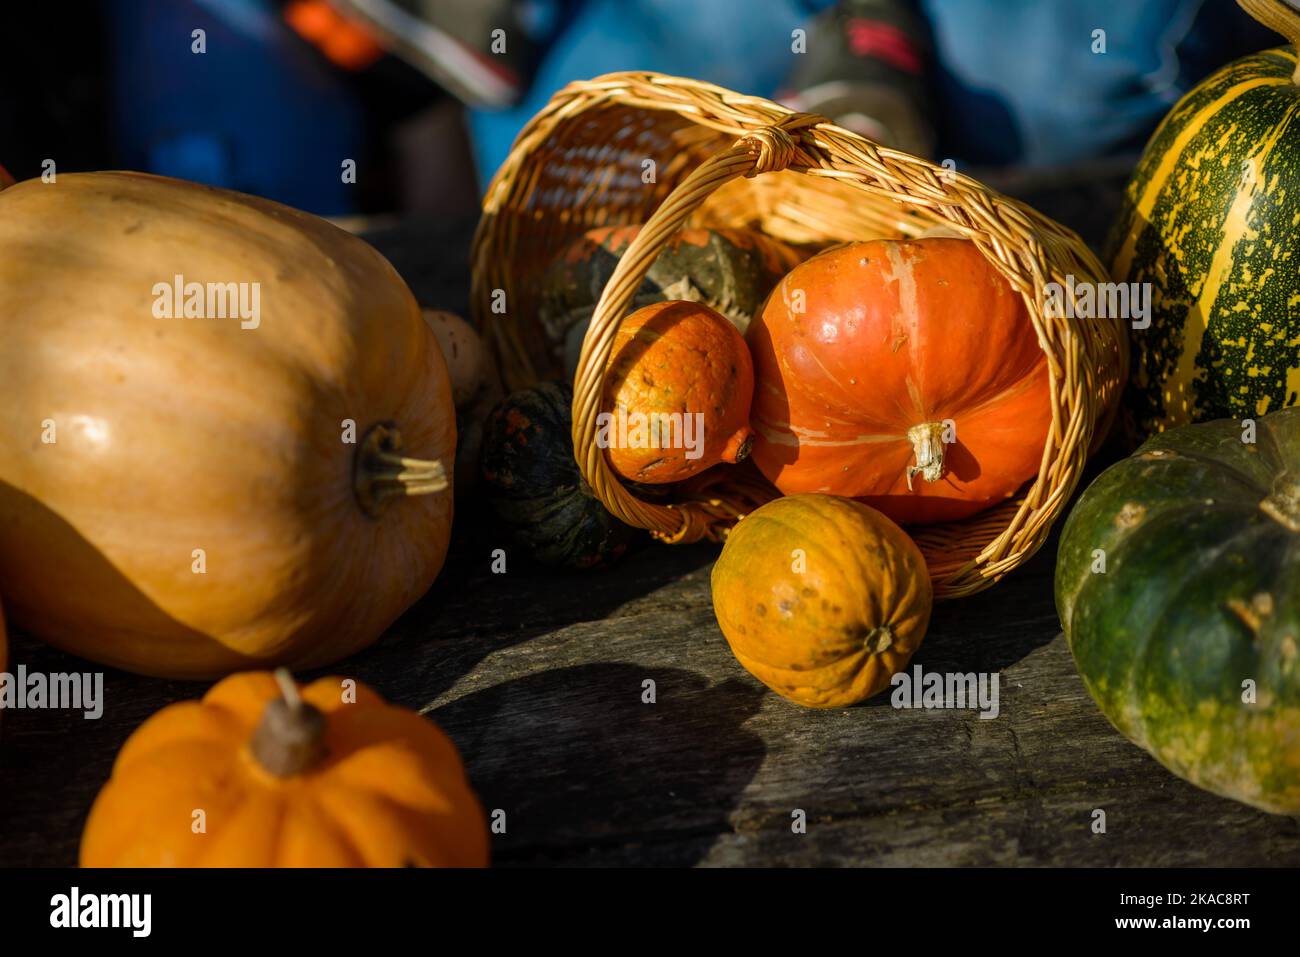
[471,72,1127,598]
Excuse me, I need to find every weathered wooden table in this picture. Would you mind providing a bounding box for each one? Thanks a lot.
[3,179,1298,867]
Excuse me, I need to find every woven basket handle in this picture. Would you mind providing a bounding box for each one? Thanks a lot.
[571,113,824,543]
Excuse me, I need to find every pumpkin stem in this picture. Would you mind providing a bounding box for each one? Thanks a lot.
[354,423,449,518]
[1239,0,1300,82]
[722,428,754,465]
[905,421,947,491]
[251,668,327,778]
[864,625,894,654]
[1261,475,1300,532]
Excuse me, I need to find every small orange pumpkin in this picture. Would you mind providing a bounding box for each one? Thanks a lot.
[748,238,1051,524]
[711,494,932,708]
[80,671,488,867]
[601,300,754,484]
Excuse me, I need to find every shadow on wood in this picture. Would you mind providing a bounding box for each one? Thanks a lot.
[431,664,766,866]
[341,501,719,706]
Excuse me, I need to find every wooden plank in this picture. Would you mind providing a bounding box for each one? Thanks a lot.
[404,513,1300,867]
[3,467,1296,868]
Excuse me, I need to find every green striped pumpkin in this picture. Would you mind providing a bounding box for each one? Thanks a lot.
[1108,36,1300,440]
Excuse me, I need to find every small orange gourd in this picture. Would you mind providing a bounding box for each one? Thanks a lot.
[601,300,754,484]
[711,494,932,708]
[80,671,488,867]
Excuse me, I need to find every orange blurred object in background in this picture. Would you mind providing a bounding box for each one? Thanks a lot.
[284,0,384,71]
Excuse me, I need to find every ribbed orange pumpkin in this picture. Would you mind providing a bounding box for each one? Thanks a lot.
[602,300,754,483]
[80,671,489,867]
[748,238,1051,524]
[711,494,932,708]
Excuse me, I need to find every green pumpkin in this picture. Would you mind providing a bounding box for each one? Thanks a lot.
[539,224,802,378]
[1107,33,1300,440]
[480,381,640,568]
[1055,408,1300,814]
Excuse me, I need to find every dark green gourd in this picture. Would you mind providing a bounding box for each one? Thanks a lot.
[539,224,802,377]
[1056,408,1300,813]
[480,381,640,568]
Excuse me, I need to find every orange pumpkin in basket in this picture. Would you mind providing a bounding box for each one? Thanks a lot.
[748,238,1052,524]
[601,300,755,484]
[80,671,488,867]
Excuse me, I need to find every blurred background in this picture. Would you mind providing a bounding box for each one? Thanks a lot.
[0,0,1277,225]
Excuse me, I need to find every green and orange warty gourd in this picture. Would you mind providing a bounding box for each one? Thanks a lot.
[748,238,1051,525]
[481,381,640,568]
[540,224,803,377]
[711,494,933,707]
[80,671,489,866]
[0,172,456,679]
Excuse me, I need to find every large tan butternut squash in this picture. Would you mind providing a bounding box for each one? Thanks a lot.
[0,172,455,678]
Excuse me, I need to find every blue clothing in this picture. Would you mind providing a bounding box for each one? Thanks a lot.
[103,0,1274,208]
[919,0,1266,167]
[468,0,835,185]
[469,0,1271,182]
[109,0,365,215]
